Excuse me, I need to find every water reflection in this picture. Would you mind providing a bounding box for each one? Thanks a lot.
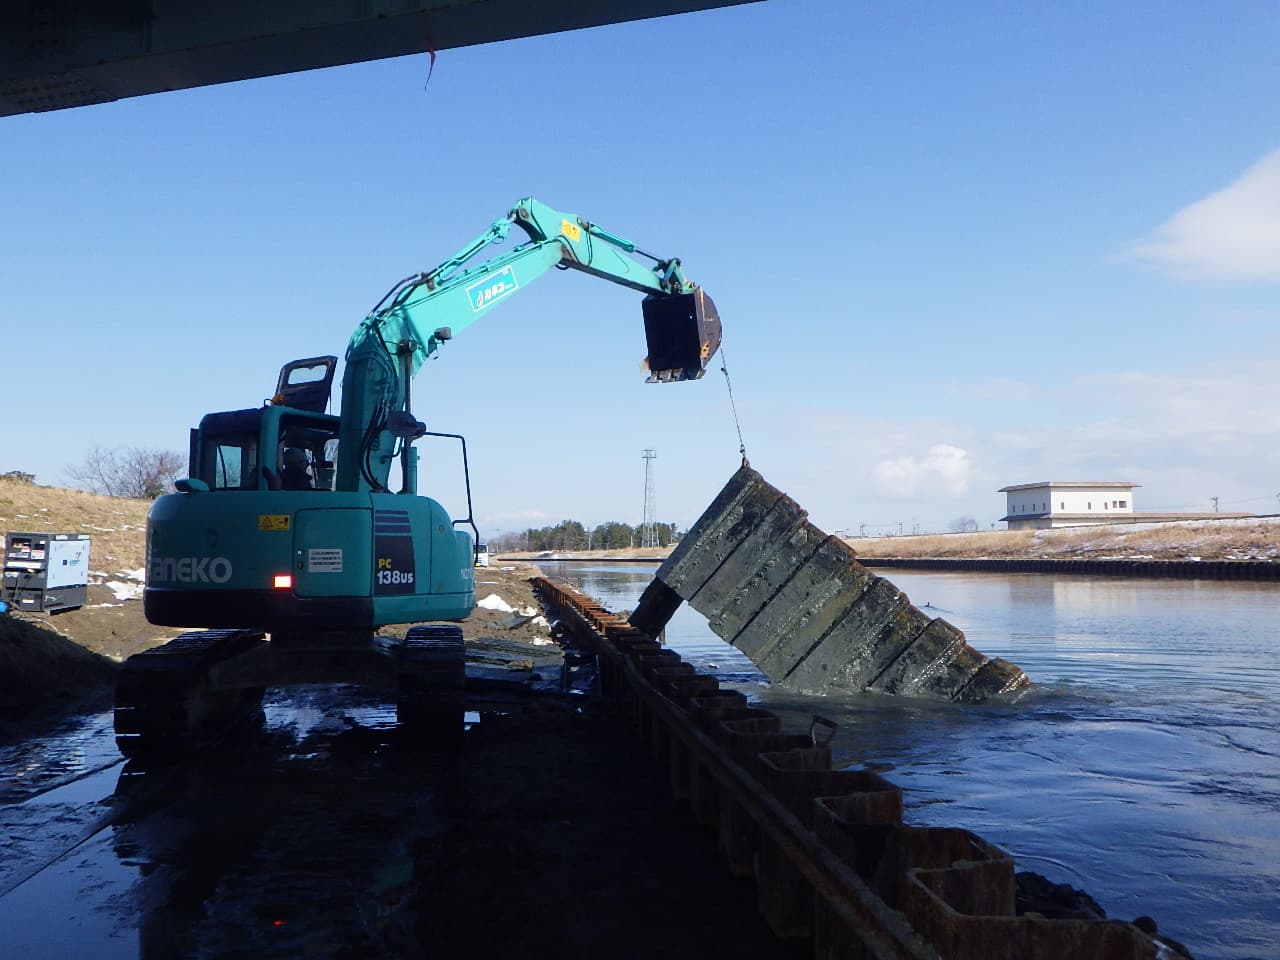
[109,689,453,959]
[539,562,1280,960]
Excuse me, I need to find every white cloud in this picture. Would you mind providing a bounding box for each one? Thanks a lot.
[873,444,973,498]
[1125,148,1280,282]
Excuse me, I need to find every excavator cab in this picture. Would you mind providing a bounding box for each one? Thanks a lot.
[642,286,721,382]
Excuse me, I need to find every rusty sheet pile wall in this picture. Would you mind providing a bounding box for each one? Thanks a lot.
[533,576,1178,960]
[631,467,1030,702]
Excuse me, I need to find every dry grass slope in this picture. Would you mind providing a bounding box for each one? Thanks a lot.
[847,518,1280,561]
[0,477,150,572]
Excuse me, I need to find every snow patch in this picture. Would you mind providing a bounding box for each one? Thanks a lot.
[477,593,513,613]
[105,580,144,601]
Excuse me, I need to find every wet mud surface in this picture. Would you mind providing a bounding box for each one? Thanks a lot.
[1,685,804,959]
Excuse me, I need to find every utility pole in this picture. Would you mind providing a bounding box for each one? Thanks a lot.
[641,449,658,548]
[1211,496,1220,513]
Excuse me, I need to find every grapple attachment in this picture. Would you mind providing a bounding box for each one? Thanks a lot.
[641,287,722,382]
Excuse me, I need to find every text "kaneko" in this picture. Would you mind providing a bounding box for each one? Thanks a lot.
[149,556,233,584]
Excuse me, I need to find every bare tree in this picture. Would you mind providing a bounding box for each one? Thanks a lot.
[949,516,980,533]
[66,446,185,499]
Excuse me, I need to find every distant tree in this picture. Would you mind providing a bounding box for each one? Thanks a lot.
[490,518,680,553]
[66,446,185,499]
[590,521,637,550]
[655,522,680,547]
[1,470,35,484]
[949,516,980,533]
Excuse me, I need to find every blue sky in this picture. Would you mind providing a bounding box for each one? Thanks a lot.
[4,0,1280,536]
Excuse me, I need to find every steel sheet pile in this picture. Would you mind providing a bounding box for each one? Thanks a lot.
[533,576,1181,960]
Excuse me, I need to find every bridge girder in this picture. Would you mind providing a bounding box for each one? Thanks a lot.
[1,0,757,118]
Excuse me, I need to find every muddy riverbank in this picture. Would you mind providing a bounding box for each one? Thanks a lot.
[0,561,550,744]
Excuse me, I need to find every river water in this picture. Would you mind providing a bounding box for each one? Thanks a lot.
[539,562,1279,960]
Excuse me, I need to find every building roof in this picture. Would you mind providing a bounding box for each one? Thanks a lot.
[998,481,1141,493]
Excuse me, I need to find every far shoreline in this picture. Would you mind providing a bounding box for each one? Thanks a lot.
[498,515,1279,576]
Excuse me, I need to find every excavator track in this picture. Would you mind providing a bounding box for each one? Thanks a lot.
[114,629,267,761]
[395,625,465,749]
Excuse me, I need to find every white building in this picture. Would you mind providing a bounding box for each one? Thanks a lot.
[999,481,1139,530]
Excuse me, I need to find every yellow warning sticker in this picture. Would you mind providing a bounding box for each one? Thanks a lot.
[258,514,291,531]
[561,219,582,242]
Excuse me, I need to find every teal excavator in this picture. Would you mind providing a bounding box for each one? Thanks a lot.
[115,198,721,759]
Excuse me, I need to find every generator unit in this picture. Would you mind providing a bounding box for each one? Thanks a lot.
[2,532,90,613]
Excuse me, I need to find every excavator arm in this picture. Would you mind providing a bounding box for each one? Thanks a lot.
[337,197,722,493]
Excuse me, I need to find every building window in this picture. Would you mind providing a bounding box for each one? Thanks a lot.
[1119,500,1127,508]
[1087,501,1092,509]
[1060,501,1065,510]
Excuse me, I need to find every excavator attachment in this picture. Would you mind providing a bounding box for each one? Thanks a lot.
[642,287,722,382]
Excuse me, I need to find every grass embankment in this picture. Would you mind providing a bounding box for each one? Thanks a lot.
[503,517,1280,563]
[849,519,1280,562]
[0,479,149,737]
[0,477,150,571]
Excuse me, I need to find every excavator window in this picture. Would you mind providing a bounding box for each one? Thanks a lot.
[277,417,340,492]
[206,437,259,491]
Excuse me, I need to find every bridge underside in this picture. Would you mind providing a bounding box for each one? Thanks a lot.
[1,0,755,118]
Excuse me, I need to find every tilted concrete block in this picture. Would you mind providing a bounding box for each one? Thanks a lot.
[856,601,936,694]
[871,617,978,697]
[656,466,780,600]
[781,577,911,692]
[657,467,1033,703]
[628,578,684,638]
[700,520,823,643]
[743,537,876,676]
[955,658,1030,703]
[690,497,814,638]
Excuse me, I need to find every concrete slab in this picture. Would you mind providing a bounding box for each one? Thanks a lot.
[704,520,826,644]
[869,618,977,697]
[657,467,782,600]
[655,468,1033,703]
[739,537,875,677]
[956,658,1031,702]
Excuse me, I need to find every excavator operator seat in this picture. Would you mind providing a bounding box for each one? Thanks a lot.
[280,447,315,491]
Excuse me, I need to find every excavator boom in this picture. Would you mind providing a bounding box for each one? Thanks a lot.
[339,197,721,493]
